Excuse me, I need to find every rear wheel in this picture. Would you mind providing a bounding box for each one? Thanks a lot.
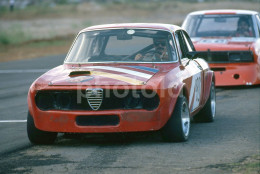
[27,112,57,145]
[194,81,216,122]
[161,96,190,142]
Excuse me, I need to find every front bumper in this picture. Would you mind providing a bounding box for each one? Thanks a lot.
[30,109,165,133]
[210,63,260,86]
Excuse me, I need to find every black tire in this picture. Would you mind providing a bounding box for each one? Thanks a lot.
[161,96,190,142]
[27,112,57,145]
[194,81,216,122]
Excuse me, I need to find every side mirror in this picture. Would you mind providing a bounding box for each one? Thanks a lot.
[186,51,198,60]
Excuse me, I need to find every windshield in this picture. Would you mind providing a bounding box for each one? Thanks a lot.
[183,14,256,38]
[65,29,178,63]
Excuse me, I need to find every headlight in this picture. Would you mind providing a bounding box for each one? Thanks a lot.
[255,39,260,57]
[35,92,55,110]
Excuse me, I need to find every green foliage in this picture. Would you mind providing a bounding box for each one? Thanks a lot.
[56,0,69,5]
[0,33,10,45]
[0,6,9,18]
[209,155,260,174]
[0,3,78,20]
[27,39,70,48]
[0,25,31,45]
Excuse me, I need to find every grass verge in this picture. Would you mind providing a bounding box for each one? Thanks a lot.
[0,1,259,62]
[207,154,260,174]
[0,24,32,45]
[0,36,73,62]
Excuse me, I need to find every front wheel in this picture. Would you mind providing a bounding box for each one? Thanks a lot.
[27,112,57,145]
[194,81,216,122]
[161,96,190,142]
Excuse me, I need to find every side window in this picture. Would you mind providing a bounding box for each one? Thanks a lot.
[182,31,196,52]
[182,34,193,52]
[256,14,260,36]
[175,30,189,58]
[174,33,183,59]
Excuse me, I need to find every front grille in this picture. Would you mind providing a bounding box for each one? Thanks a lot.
[35,89,159,111]
[76,115,119,126]
[196,51,254,63]
[211,67,226,71]
[86,88,103,110]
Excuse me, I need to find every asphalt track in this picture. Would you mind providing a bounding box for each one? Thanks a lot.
[0,55,259,174]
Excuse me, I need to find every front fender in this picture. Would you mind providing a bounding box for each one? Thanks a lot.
[27,82,36,118]
[160,82,188,128]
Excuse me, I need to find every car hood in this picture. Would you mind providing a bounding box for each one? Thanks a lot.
[43,65,161,86]
[192,37,256,51]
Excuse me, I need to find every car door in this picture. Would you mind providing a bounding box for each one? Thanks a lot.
[175,30,204,113]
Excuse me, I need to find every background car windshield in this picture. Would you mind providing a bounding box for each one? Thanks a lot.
[183,14,256,38]
[65,29,177,63]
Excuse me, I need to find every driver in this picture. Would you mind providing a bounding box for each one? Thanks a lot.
[135,38,169,61]
[235,17,253,37]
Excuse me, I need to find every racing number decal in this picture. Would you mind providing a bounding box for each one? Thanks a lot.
[193,75,202,109]
[189,73,202,111]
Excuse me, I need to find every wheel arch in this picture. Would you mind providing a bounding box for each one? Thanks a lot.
[161,85,191,142]
[167,82,190,120]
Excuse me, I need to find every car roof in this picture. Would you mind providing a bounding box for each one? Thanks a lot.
[79,23,182,33]
[187,9,259,16]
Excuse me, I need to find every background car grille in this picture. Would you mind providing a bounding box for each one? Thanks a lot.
[35,89,159,111]
[196,51,254,63]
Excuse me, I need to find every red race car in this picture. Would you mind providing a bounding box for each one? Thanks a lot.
[182,10,260,86]
[27,23,215,144]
